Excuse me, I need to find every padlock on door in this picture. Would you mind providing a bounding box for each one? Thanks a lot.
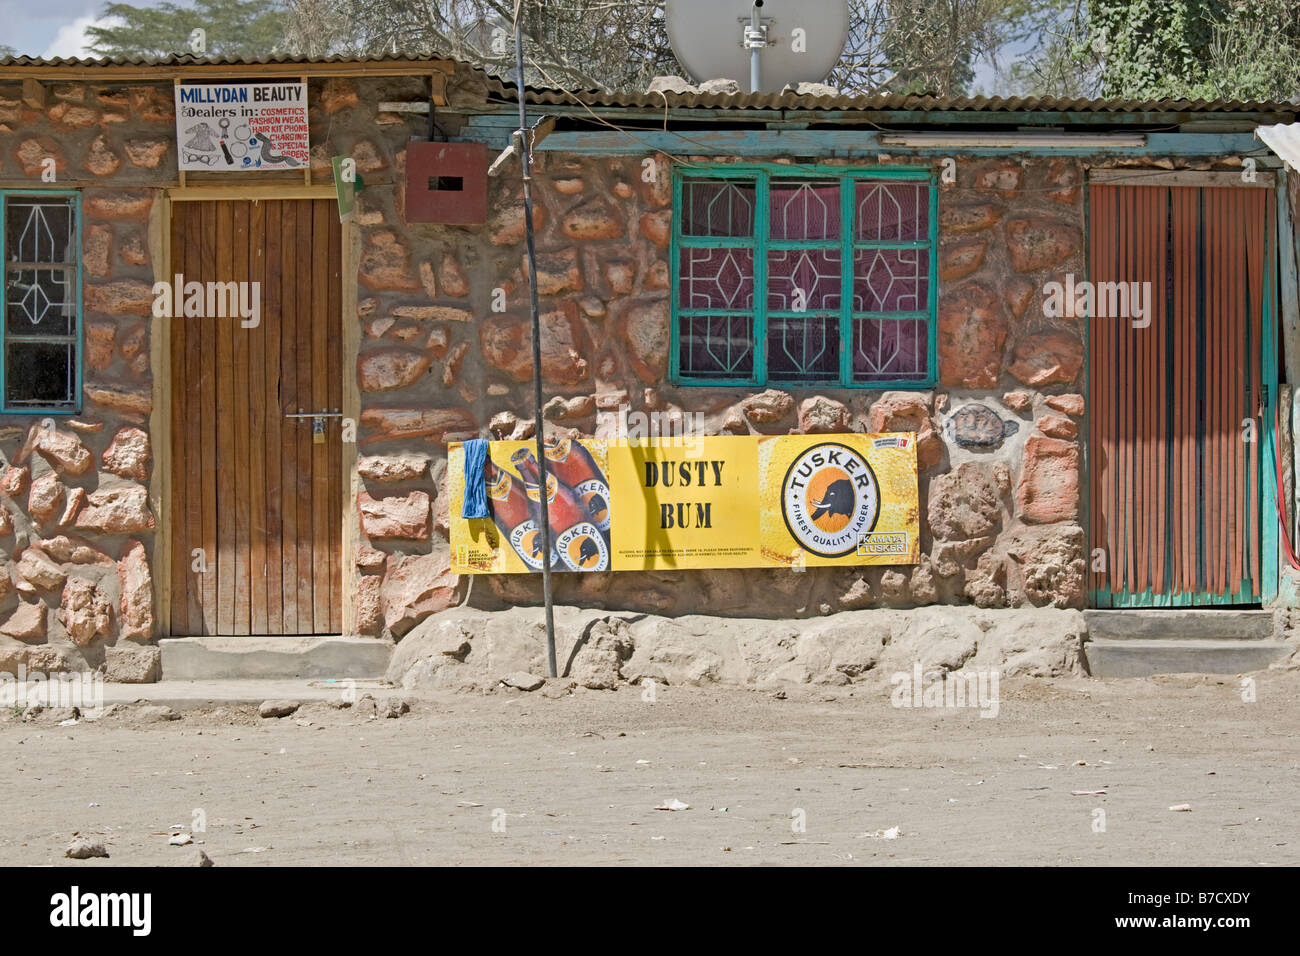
[285,409,342,442]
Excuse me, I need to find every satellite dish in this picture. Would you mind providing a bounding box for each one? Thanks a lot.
[665,0,850,94]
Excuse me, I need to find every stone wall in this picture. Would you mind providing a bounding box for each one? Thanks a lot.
[0,80,170,676]
[350,126,1094,635]
[0,71,458,669]
[2,68,1242,657]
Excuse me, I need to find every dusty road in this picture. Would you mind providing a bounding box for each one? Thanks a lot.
[2,673,1297,866]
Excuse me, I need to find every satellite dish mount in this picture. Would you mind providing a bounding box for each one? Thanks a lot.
[743,2,773,93]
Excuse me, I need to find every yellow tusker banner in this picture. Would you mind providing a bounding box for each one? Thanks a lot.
[448,433,918,574]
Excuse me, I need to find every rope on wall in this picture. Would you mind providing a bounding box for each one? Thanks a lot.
[1272,399,1300,569]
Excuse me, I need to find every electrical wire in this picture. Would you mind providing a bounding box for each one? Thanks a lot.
[496,65,1280,187]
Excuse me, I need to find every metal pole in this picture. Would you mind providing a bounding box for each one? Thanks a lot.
[749,5,761,93]
[514,6,558,679]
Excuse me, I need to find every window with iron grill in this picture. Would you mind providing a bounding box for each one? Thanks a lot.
[1,192,81,412]
[672,167,936,388]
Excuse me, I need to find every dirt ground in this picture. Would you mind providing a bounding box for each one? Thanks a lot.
[2,672,1298,866]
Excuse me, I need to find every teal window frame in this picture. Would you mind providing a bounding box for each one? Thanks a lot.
[0,189,83,415]
[670,163,938,388]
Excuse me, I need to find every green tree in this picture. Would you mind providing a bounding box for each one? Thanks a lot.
[85,0,288,59]
[1089,0,1300,100]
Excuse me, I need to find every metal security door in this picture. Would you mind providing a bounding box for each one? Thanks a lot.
[1089,184,1277,607]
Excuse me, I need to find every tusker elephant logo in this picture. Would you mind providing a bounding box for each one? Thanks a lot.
[808,474,855,528]
[520,529,543,561]
[509,524,552,571]
[575,535,602,568]
[781,442,880,558]
[583,491,609,526]
[557,528,607,571]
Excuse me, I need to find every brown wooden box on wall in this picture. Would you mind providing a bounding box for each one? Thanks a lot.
[404,141,488,224]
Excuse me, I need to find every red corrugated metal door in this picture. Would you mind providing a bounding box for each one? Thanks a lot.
[1089,184,1275,606]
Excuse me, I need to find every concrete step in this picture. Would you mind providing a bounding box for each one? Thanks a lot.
[1084,609,1276,641]
[159,636,393,681]
[1084,638,1292,679]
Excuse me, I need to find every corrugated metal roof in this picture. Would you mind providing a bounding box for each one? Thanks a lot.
[0,53,451,68]
[503,80,1300,116]
[2,55,1295,118]
[1257,123,1300,173]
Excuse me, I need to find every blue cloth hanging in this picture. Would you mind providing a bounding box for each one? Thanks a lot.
[461,439,490,518]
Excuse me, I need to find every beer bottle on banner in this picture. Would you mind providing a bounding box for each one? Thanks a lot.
[510,448,610,572]
[544,436,611,537]
[485,461,556,571]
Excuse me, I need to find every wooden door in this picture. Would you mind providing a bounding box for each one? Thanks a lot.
[169,199,343,635]
[1088,184,1277,607]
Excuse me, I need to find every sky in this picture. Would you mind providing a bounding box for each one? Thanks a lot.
[1,0,127,57]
